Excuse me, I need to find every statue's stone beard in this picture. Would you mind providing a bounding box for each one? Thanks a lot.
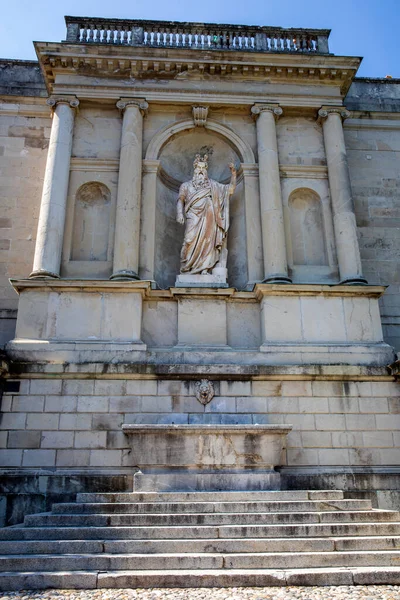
[192,172,210,190]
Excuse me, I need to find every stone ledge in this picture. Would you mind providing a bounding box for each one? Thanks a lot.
[9,279,387,300]
[5,361,394,380]
[5,342,395,368]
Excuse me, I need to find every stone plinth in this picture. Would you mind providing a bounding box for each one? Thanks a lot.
[122,424,292,491]
[6,281,394,366]
[9,280,148,354]
[175,272,228,288]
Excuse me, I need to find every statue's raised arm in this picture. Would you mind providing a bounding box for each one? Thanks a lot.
[228,162,237,195]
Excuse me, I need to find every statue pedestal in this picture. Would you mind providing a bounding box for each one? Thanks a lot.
[175,270,228,288]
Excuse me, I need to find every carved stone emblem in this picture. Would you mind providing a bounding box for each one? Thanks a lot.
[192,105,209,126]
[195,379,215,405]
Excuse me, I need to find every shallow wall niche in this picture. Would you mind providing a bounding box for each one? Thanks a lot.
[71,182,111,262]
[62,172,117,279]
[282,181,339,284]
[289,188,327,267]
[154,128,246,289]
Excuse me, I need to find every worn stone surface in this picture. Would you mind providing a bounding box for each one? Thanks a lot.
[346,78,400,112]
[0,489,400,589]
[0,586,399,598]
[0,376,399,477]
[0,60,46,97]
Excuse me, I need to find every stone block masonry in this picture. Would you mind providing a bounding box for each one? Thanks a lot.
[0,375,399,523]
[1,378,399,469]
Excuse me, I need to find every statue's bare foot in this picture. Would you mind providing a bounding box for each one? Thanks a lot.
[201,269,209,275]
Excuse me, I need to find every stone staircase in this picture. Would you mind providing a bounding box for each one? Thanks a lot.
[1,490,400,589]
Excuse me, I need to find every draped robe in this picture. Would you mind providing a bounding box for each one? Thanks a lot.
[179,179,231,274]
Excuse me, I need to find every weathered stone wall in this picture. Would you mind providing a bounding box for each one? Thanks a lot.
[0,61,48,344]
[0,376,399,522]
[0,64,399,347]
[345,79,400,351]
[0,60,46,98]
[0,98,51,343]
[346,78,400,113]
[1,377,398,469]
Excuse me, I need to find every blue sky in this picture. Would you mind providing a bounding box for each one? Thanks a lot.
[1,0,399,78]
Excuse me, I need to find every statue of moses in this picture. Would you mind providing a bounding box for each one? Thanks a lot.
[176,154,237,275]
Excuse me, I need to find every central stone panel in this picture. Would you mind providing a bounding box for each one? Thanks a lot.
[122,424,292,491]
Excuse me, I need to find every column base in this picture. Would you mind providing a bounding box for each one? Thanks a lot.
[263,275,292,284]
[339,277,368,286]
[110,270,140,281]
[29,269,59,279]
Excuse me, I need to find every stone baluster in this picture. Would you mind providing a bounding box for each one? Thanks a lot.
[251,104,291,283]
[30,96,79,279]
[318,106,367,284]
[111,98,148,281]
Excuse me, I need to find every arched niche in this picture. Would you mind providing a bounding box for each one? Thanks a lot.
[140,116,263,289]
[145,118,255,164]
[71,182,112,262]
[288,187,328,268]
[154,128,246,289]
[62,172,117,279]
[281,180,339,284]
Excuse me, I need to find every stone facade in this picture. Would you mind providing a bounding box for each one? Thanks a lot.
[0,18,399,524]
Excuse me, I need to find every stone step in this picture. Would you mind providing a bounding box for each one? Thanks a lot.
[23,510,400,528]
[1,566,400,591]
[3,522,400,541]
[1,536,400,555]
[51,499,372,515]
[76,490,345,503]
[2,486,400,590]
[3,550,400,572]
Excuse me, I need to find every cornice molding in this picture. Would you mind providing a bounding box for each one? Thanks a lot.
[0,101,50,118]
[279,164,328,179]
[34,41,360,96]
[344,115,400,130]
[69,157,119,171]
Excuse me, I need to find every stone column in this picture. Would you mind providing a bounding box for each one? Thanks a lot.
[318,107,366,284]
[30,96,79,278]
[241,163,264,286]
[110,98,148,281]
[251,104,291,284]
[139,159,160,281]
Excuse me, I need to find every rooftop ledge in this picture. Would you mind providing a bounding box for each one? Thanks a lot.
[64,15,331,55]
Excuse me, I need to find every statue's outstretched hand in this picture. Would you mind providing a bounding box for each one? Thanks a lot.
[229,162,236,173]
[177,214,184,225]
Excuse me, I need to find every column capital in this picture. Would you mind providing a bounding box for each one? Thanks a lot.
[117,98,149,115]
[192,105,209,127]
[240,163,259,177]
[318,106,351,122]
[251,103,283,120]
[142,159,161,174]
[46,96,79,111]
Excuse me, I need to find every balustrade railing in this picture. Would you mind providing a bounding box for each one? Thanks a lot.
[65,17,330,54]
